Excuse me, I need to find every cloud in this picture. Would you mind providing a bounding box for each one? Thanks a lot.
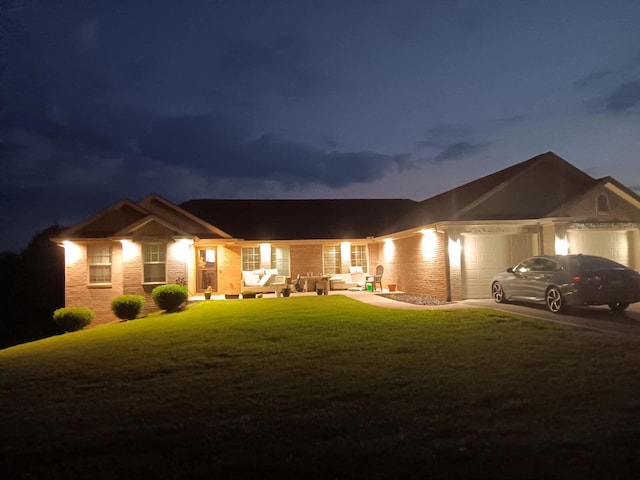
[602,80,640,113]
[574,54,640,114]
[415,124,492,162]
[433,141,491,161]
[574,53,640,89]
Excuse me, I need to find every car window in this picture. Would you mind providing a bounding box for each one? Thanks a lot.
[579,256,626,270]
[515,259,534,273]
[533,258,556,272]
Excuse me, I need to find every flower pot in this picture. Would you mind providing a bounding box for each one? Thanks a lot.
[388,284,397,292]
[282,288,291,297]
[204,292,212,300]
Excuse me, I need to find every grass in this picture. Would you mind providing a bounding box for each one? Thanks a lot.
[2,295,640,479]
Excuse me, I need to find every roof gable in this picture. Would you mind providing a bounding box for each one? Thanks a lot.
[58,200,149,239]
[547,177,640,221]
[116,216,192,241]
[138,194,231,239]
[395,152,598,227]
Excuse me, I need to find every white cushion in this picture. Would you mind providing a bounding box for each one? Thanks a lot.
[351,272,365,284]
[350,266,363,274]
[243,271,261,287]
[258,273,272,286]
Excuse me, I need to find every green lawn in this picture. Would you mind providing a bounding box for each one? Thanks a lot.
[2,295,640,479]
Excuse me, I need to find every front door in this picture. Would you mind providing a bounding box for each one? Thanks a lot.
[197,248,218,292]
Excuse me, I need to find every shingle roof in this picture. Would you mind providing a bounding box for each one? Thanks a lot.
[181,152,603,239]
[391,151,597,229]
[61,151,625,242]
[179,199,419,240]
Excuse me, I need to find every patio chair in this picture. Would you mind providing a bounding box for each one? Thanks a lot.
[365,265,384,291]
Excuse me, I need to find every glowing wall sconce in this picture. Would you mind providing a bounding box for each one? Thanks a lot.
[420,228,438,259]
[448,237,461,268]
[62,240,82,264]
[260,243,271,268]
[383,238,395,261]
[120,239,138,262]
[341,242,351,266]
[171,238,194,262]
[555,236,569,255]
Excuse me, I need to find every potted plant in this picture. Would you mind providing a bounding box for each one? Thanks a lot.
[204,286,213,300]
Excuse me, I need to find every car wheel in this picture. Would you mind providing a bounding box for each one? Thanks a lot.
[546,287,566,313]
[608,302,629,312]
[492,282,507,303]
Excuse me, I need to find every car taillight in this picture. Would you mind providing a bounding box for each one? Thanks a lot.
[573,276,582,282]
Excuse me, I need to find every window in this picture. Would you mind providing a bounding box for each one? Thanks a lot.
[323,245,341,275]
[271,246,290,276]
[242,247,260,271]
[88,245,111,284]
[350,244,368,273]
[515,258,534,274]
[597,194,609,213]
[142,243,166,283]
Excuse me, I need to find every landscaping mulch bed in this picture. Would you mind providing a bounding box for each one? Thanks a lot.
[376,293,452,306]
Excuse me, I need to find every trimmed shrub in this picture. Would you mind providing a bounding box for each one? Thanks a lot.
[151,284,188,312]
[52,307,94,332]
[111,295,145,320]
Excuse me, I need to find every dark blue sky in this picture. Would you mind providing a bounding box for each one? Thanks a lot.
[2,0,640,252]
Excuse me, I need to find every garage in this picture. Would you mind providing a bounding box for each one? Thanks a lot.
[462,233,539,299]
[568,229,630,266]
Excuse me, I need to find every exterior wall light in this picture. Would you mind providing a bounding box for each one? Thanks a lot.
[260,243,271,269]
[383,238,395,261]
[120,239,138,262]
[555,236,569,255]
[171,238,193,263]
[421,228,438,259]
[448,237,461,268]
[62,240,82,264]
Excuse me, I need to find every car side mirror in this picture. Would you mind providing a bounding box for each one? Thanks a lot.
[507,267,514,273]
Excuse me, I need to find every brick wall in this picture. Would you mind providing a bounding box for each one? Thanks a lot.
[290,244,323,277]
[65,241,124,326]
[65,240,193,326]
[381,232,448,299]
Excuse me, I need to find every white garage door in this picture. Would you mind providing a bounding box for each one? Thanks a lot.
[462,233,538,299]
[568,230,629,266]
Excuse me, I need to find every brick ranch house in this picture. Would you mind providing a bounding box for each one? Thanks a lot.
[53,152,640,325]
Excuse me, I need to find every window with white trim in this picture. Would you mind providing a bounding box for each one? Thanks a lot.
[323,245,341,275]
[350,244,368,273]
[142,243,166,283]
[88,245,112,284]
[242,247,260,271]
[271,246,290,276]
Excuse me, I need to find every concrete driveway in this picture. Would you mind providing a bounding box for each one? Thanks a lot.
[464,298,640,337]
[339,290,640,337]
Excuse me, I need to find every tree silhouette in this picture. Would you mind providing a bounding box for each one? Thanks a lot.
[0,225,65,348]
